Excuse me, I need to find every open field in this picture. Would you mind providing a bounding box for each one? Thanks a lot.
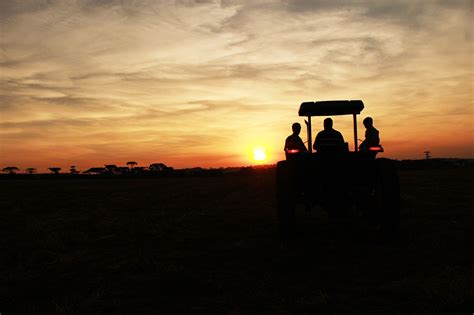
[1,168,473,314]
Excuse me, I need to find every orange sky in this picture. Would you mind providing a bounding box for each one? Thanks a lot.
[1,0,473,172]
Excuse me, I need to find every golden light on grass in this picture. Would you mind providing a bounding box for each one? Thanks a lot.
[253,147,267,162]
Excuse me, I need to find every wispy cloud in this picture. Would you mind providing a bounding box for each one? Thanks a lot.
[1,0,472,170]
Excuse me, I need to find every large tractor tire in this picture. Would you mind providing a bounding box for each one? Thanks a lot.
[276,160,297,240]
[375,158,401,238]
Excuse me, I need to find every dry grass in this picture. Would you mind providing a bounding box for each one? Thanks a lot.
[0,169,473,314]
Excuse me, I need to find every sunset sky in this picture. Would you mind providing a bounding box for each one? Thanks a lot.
[1,0,472,171]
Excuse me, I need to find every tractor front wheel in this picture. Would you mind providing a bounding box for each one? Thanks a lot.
[276,161,297,240]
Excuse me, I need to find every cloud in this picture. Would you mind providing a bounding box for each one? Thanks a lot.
[0,0,54,19]
[1,0,472,170]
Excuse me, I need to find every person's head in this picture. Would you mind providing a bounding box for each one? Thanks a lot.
[292,122,301,135]
[323,118,333,130]
[363,117,373,128]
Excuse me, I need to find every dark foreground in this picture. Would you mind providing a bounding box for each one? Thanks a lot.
[1,168,473,314]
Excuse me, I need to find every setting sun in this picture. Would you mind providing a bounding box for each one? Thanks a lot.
[0,0,471,171]
[253,148,267,162]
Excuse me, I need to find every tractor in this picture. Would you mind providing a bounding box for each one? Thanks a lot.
[276,100,400,239]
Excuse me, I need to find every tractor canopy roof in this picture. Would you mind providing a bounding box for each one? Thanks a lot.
[298,100,364,117]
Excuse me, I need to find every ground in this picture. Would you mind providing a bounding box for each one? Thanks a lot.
[1,168,473,314]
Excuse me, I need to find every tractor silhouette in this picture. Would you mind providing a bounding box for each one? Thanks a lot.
[276,100,400,239]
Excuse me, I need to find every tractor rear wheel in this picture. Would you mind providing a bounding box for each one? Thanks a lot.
[375,158,401,238]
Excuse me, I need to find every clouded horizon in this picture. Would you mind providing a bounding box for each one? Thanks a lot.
[1,0,472,171]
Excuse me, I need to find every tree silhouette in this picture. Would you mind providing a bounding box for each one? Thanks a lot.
[149,163,173,172]
[26,167,37,174]
[132,166,147,173]
[49,167,61,174]
[126,161,137,169]
[116,167,129,174]
[105,164,118,174]
[84,167,106,174]
[2,166,19,174]
[70,166,79,174]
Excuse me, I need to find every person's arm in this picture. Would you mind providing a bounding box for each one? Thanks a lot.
[360,130,369,150]
[298,137,308,151]
[338,131,345,143]
[374,129,380,145]
[313,134,319,151]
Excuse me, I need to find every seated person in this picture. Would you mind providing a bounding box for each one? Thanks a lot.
[284,122,308,156]
[360,117,380,151]
[313,118,345,152]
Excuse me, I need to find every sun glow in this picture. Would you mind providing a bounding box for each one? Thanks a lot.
[253,148,267,162]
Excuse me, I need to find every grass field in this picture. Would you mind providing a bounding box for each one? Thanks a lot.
[1,168,473,314]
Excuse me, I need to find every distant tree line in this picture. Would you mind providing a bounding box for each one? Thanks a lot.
[0,163,280,178]
[2,158,474,176]
[83,162,174,175]
[1,166,20,174]
[0,161,174,175]
[396,158,474,170]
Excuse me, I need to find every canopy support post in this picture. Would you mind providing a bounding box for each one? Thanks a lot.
[353,114,358,152]
[306,116,312,153]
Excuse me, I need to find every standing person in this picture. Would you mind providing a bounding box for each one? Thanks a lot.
[284,123,308,156]
[313,118,344,152]
[360,117,380,151]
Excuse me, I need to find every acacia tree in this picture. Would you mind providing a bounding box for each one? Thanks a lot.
[70,166,79,174]
[49,167,61,174]
[104,164,118,173]
[2,166,19,174]
[126,161,137,169]
[26,167,37,174]
[149,163,172,172]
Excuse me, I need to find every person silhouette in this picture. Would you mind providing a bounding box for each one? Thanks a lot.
[313,118,344,152]
[284,123,308,157]
[360,117,380,151]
